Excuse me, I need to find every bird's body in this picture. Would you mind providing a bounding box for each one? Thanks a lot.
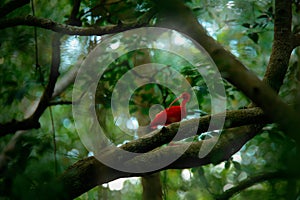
[150,92,191,129]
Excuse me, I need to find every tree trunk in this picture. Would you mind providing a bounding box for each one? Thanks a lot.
[142,174,163,200]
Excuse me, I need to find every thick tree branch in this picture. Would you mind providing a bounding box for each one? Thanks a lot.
[124,126,260,170]
[0,15,150,35]
[59,107,266,198]
[59,124,261,199]
[0,0,30,18]
[60,156,135,199]
[263,0,293,92]
[215,171,300,200]
[120,107,267,153]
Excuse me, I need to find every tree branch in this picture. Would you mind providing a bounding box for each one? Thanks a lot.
[123,126,260,170]
[0,0,30,18]
[32,34,61,118]
[120,107,267,153]
[263,0,293,92]
[0,34,61,136]
[215,171,300,200]
[0,14,150,35]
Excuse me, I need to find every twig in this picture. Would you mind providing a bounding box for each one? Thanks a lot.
[49,101,73,106]
[0,14,150,36]
[215,171,300,200]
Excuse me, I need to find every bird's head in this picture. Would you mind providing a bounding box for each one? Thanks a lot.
[180,92,191,102]
[168,92,191,108]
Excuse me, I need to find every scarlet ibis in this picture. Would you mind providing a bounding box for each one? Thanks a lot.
[150,92,191,129]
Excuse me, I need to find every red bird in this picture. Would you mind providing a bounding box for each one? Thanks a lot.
[150,92,191,129]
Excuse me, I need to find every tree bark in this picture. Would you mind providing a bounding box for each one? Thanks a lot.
[142,174,163,200]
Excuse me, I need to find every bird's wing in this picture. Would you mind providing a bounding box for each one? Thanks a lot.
[150,110,167,129]
[165,106,182,124]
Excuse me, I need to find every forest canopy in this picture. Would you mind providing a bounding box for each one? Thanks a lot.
[1,0,300,199]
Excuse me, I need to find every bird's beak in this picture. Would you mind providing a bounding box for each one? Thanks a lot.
[168,94,183,108]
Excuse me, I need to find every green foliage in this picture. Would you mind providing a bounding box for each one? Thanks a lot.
[0,130,64,199]
[80,0,153,26]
